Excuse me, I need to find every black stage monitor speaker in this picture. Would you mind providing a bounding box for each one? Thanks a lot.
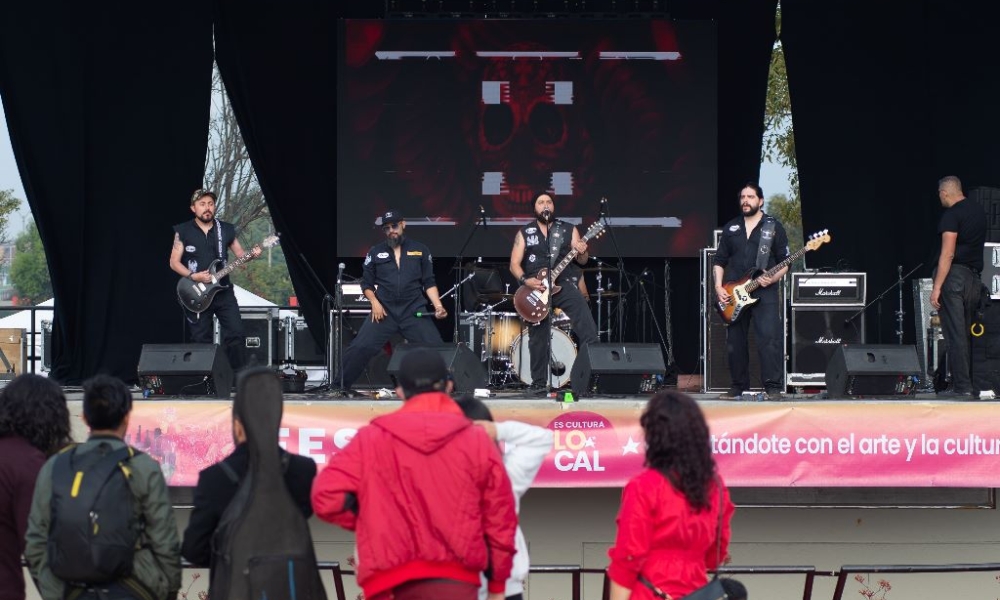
[825,344,920,398]
[571,343,666,397]
[137,344,233,398]
[386,343,487,393]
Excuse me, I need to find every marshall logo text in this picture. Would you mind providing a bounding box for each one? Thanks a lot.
[816,337,842,344]
[816,288,843,296]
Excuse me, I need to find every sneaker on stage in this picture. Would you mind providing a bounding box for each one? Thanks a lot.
[718,387,743,400]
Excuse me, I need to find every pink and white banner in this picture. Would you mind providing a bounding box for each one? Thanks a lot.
[118,401,1000,488]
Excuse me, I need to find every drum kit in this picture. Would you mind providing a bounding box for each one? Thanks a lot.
[457,262,622,388]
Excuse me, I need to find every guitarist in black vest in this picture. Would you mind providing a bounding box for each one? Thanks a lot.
[170,189,261,373]
[712,183,789,400]
[509,192,598,392]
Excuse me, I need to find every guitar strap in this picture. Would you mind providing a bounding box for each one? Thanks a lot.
[755,217,776,272]
[215,218,226,267]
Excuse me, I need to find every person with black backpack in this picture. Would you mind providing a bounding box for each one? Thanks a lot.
[24,375,182,600]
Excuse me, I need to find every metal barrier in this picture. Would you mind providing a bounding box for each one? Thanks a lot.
[26,557,997,599]
[831,562,1000,600]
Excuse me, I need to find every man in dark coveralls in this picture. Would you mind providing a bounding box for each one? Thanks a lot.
[338,209,448,391]
[170,188,261,372]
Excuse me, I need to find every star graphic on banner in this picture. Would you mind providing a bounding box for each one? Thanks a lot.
[622,436,640,455]
[584,436,596,448]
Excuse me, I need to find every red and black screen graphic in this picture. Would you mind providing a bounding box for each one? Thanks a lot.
[337,19,717,257]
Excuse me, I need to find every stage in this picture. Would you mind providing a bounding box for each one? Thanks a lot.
[54,372,1000,491]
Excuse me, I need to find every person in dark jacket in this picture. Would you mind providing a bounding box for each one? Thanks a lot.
[0,375,71,600]
[181,377,317,571]
[313,349,517,600]
[337,209,449,392]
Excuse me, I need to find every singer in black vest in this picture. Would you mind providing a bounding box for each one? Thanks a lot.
[712,183,790,400]
[510,192,599,392]
[338,209,448,391]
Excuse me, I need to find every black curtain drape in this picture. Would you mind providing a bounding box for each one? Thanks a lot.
[783,0,1000,344]
[214,0,337,357]
[0,1,214,383]
[716,0,780,219]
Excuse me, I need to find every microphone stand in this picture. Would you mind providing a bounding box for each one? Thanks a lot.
[298,253,341,394]
[600,199,631,343]
[844,263,922,344]
[453,208,488,345]
[544,214,555,395]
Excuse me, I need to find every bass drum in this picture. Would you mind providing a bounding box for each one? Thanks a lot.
[510,328,577,389]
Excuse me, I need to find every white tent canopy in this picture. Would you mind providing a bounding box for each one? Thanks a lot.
[0,286,300,375]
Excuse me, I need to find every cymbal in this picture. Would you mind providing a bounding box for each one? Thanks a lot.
[479,292,514,301]
[589,291,621,298]
[580,265,620,273]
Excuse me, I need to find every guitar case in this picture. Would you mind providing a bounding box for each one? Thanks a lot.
[210,368,326,600]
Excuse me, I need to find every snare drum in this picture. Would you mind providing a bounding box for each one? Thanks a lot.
[510,328,577,388]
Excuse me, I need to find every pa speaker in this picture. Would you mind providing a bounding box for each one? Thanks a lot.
[824,344,920,397]
[137,344,233,398]
[571,343,666,397]
[386,343,487,393]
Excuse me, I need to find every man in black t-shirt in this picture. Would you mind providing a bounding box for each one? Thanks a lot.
[170,189,261,373]
[931,176,987,397]
[509,192,598,392]
[713,183,790,400]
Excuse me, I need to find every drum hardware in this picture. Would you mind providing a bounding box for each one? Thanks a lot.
[510,328,577,389]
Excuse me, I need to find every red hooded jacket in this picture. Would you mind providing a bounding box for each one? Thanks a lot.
[311,392,517,598]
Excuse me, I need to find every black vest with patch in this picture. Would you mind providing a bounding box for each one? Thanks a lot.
[520,220,580,283]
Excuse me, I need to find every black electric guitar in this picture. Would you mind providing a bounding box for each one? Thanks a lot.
[176,234,279,313]
[716,229,830,324]
[513,221,605,323]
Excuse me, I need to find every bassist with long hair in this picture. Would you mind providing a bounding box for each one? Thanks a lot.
[713,183,790,400]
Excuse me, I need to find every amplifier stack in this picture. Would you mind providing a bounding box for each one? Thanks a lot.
[787,272,866,388]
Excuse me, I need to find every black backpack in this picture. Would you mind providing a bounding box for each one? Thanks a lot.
[48,442,142,584]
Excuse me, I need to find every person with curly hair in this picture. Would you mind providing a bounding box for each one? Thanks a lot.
[0,375,71,600]
[607,391,738,600]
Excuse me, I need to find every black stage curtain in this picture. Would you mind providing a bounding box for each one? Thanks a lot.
[0,1,214,383]
[783,0,1000,344]
[214,0,337,356]
[716,0,780,220]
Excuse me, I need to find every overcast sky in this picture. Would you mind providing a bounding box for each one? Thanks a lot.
[0,101,794,239]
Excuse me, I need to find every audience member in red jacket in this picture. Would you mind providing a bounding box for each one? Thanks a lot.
[607,391,737,600]
[312,349,517,600]
[0,375,71,600]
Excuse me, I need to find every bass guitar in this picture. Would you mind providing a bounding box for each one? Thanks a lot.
[716,229,830,324]
[176,234,280,313]
[513,221,605,323]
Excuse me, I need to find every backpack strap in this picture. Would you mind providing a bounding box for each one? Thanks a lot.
[218,459,240,485]
[53,444,135,506]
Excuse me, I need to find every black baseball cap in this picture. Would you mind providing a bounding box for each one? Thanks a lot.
[397,349,449,395]
[380,209,403,225]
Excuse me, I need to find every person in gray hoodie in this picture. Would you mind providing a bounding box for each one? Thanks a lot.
[457,396,554,600]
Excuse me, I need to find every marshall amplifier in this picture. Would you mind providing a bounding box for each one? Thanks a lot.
[788,306,865,387]
[791,272,866,306]
[339,283,371,309]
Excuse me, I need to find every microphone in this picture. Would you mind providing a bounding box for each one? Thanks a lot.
[542,208,551,221]
[415,310,441,318]
[337,262,345,285]
[479,205,488,228]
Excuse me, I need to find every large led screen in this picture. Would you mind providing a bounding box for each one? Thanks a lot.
[337,19,717,258]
